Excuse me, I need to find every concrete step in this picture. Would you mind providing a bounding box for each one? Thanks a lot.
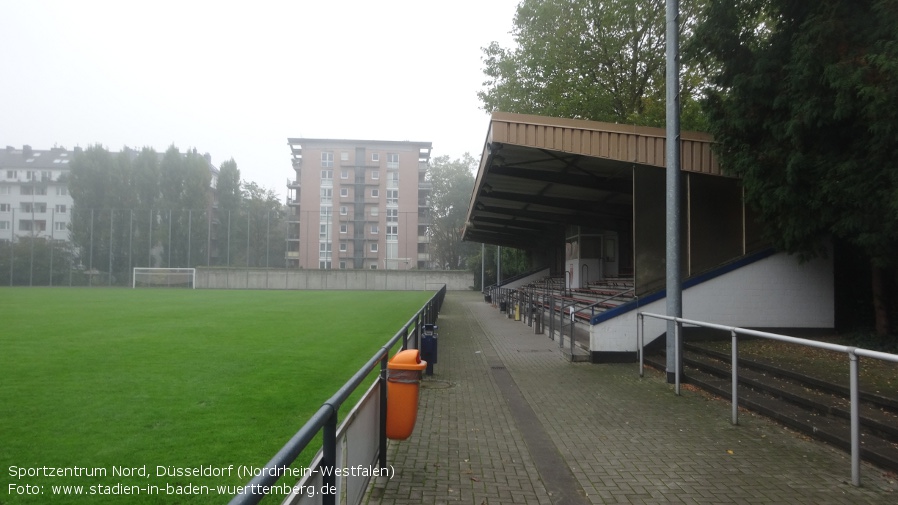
[644,351,898,474]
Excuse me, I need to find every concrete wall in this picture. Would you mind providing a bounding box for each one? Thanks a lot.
[591,251,834,356]
[196,268,471,291]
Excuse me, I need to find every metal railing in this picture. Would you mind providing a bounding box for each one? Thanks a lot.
[571,287,635,321]
[636,311,898,487]
[229,285,446,505]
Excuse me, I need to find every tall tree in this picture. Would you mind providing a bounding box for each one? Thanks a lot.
[217,158,242,214]
[428,154,477,270]
[693,0,898,336]
[234,181,287,268]
[479,0,709,130]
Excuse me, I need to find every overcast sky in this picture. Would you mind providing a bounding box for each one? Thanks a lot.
[0,0,520,198]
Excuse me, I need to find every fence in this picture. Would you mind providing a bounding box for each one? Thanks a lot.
[229,285,446,505]
[637,311,898,487]
[0,208,435,287]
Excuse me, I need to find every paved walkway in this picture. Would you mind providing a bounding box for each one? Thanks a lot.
[365,291,896,504]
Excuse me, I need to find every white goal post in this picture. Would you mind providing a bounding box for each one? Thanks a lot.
[132,268,197,289]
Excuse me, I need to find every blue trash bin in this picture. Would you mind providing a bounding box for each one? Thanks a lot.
[420,324,438,375]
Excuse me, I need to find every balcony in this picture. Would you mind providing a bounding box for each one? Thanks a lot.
[287,179,301,189]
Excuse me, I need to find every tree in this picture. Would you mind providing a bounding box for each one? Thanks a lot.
[222,181,287,268]
[692,0,898,336]
[468,245,532,290]
[0,237,75,286]
[428,154,478,270]
[479,0,709,130]
[217,158,242,214]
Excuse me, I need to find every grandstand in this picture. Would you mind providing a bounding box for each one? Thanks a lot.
[466,113,833,362]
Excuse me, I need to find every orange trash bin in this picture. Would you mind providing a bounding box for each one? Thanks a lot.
[386,349,427,440]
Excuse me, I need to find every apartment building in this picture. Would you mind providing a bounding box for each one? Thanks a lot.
[0,145,74,243]
[285,139,433,270]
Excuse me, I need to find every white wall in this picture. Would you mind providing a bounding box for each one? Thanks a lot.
[591,252,834,353]
[197,268,470,291]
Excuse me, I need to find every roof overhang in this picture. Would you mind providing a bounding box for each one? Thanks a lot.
[463,112,720,248]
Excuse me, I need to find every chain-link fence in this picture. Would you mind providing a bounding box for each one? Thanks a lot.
[0,208,290,287]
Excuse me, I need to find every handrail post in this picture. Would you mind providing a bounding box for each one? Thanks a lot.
[674,319,681,395]
[731,329,738,426]
[400,325,408,351]
[322,408,338,505]
[549,295,555,340]
[378,353,388,470]
[849,349,860,487]
[638,312,644,377]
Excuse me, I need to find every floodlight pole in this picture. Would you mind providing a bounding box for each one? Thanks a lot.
[665,0,683,384]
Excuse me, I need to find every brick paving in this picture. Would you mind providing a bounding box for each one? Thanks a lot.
[365,291,897,504]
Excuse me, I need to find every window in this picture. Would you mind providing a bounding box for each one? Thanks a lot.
[6,170,14,179]
[340,151,349,161]
[339,261,346,269]
[321,169,333,179]
[387,224,398,241]
[340,224,347,234]
[387,189,398,205]
[21,186,33,196]
[321,151,334,168]
[320,188,332,203]
[370,207,379,217]
[319,242,332,253]
[340,188,349,197]
[386,208,398,222]
[371,170,380,180]
[0,221,9,230]
[35,186,47,195]
[339,243,347,252]
[0,203,10,212]
[320,206,332,217]
[26,171,35,180]
[41,171,51,181]
[341,169,349,179]
[55,204,67,213]
[369,264,377,270]
[56,187,67,196]
[55,222,66,231]
[371,189,379,198]
[370,225,379,235]
[319,224,329,238]
[20,203,33,213]
[320,261,332,269]
[19,220,32,231]
[370,243,378,253]
[34,203,46,213]
[387,153,399,169]
[339,206,348,215]
[371,153,379,162]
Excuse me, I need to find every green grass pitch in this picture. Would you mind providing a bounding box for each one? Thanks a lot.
[0,287,433,504]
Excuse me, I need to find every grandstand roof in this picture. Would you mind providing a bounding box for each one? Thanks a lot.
[463,112,722,248]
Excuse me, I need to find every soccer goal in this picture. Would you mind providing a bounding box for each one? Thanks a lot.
[132,268,197,289]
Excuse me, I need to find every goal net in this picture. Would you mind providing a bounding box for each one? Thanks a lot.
[132,268,196,289]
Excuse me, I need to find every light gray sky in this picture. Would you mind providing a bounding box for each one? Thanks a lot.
[0,0,519,198]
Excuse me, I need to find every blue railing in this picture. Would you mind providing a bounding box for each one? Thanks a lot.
[228,285,446,505]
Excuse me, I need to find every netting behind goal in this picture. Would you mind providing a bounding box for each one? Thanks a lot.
[132,268,196,289]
